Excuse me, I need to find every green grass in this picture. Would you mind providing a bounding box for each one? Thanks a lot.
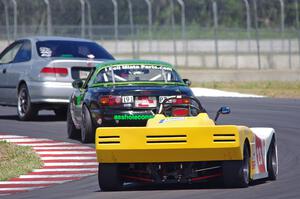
[193,81,300,98]
[0,141,43,181]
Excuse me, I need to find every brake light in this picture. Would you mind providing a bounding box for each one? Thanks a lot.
[172,108,189,116]
[172,98,190,104]
[100,95,122,106]
[40,67,68,76]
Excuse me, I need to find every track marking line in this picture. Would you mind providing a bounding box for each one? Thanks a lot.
[0,133,97,196]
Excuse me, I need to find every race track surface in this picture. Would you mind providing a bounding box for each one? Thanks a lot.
[0,97,299,199]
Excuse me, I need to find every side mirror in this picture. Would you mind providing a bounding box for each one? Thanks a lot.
[72,79,84,89]
[183,79,191,87]
[214,106,231,122]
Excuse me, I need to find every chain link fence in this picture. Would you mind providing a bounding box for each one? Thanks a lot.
[0,0,299,69]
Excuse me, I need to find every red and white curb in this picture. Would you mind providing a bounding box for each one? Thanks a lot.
[0,134,98,196]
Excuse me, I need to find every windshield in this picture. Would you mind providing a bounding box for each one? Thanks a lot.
[93,64,183,84]
[36,40,114,59]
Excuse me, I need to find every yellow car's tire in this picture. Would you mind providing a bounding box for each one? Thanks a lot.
[98,163,123,191]
[267,137,278,181]
[222,144,250,188]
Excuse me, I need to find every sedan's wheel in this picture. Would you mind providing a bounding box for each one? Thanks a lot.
[81,105,95,143]
[222,144,250,188]
[267,137,278,181]
[17,84,37,121]
[67,105,80,139]
[98,163,123,191]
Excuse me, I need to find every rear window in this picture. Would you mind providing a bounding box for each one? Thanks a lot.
[36,40,114,60]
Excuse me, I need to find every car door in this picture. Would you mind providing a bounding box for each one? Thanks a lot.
[5,40,32,105]
[0,41,23,104]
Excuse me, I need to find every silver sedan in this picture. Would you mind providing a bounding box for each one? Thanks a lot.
[0,36,114,120]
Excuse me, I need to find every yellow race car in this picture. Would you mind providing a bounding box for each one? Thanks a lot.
[95,96,278,191]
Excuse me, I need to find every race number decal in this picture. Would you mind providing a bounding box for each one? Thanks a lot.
[122,96,134,103]
[255,136,266,173]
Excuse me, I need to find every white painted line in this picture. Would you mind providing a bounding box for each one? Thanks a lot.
[191,87,264,98]
[2,138,52,142]
[19,174,94,178]
[37,151,95,155]
[0,187,45,191]
[33,146,93,150]
[0,180,71,185]
[41,157,96,160]
[0,135,27,139]
[17,142,77,146]
[32,168,98,172]
[44,162,98,166]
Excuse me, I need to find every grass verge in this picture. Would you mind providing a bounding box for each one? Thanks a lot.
[193,81,300,98]
[0,141,43,181]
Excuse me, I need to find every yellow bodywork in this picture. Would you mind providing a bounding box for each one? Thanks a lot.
[96,113,254,164]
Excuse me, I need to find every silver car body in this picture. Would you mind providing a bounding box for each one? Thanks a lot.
[0,36,114,108]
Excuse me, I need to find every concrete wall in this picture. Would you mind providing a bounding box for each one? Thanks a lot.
[1,39,299,81]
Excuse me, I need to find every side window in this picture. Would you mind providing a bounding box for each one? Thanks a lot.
[13,41,31,63]
[0,42,23,64]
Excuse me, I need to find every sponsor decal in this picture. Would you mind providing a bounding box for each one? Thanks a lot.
[114,115,154,120]
[39,47,52,57]
[255,136,266,173]
[105,64,172,71]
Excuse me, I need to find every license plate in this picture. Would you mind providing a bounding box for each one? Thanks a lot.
[135,96,157,108]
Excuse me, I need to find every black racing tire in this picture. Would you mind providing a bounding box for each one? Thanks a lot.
[222,144,250,188]
[98,163,123,191]
[267,137,278,181]
[80,105,95,143]
[54,107,68,120]
[17,84,38,121]
[67,105,80,139]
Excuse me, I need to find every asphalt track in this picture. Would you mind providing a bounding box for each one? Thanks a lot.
[0,97,299,199]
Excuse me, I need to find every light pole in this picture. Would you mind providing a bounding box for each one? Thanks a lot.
[127,0,135,58]
[85,0,92,39]
[170,0,178,67]
[279,0,285,50]
[177,0,188,67]
[11,0,17,39]
[80,0,86,38]
[1,0,10,43]
[144,0,152,52]
[212,0,219,69]
[295,0,300,67]
[243,0,251,51]
[111,0,118,53]
[253,0,261,70]
[44,0,52,35]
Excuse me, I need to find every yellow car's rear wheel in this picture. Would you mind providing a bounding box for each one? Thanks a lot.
[222,144,250,188]
[98,163,123,191]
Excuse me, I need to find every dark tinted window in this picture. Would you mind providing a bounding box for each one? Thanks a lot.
[14,40,31,63]
[36,40,114,60]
